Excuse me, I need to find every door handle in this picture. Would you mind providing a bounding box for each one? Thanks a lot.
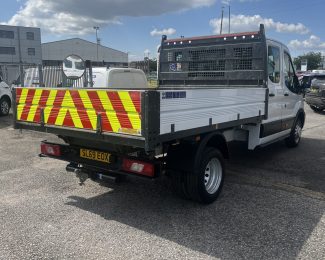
[284,93,289,97]
[269,93,275,97]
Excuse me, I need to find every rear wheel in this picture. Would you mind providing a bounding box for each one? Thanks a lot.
[285,118,303,148]
[0,97,10,116]
[190,148,225,204]
[167,143,194,200]
[168,145,225,204]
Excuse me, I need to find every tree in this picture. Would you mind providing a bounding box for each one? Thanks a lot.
[149,58,157,73]
[293,52,322,71]
[142,57,157,74]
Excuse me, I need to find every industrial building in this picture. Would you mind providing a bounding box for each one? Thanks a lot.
[0,24,41,83]
[0,25,127,86]
[42,38,128,68]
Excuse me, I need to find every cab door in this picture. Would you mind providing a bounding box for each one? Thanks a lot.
[282,51,302,129]
[262,42,285,137]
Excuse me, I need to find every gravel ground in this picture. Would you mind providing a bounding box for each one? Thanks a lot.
[0,104,324,260]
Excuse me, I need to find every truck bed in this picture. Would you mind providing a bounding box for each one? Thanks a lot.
[14,86,267,152]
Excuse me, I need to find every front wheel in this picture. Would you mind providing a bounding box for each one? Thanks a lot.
[0,97,10,116]
[285,118,303,148]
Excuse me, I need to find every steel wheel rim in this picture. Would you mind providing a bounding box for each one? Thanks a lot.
[1,100,9,114]
[204,158,222,194]
[294,122,302,144]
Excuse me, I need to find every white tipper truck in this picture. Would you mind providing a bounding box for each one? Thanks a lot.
[14,25,305,203]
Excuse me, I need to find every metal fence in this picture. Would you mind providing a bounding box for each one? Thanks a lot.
[1,63,158,89]
[0,64,23,85]
[23,65,88,88]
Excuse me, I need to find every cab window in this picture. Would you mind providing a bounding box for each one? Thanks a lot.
[268,46,281,84]
[284,52,299,93]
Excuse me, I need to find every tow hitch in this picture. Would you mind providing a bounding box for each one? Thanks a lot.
[66,164,89,185]
[66,163,122,185]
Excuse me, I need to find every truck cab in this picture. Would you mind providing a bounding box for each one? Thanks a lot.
[259,39,304,147]
[0,75,12,116]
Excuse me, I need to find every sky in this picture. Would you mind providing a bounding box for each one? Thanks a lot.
[1,0,325,61]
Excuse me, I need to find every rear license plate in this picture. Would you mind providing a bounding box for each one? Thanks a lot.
[80,149,110,163]
[311,88,318,93]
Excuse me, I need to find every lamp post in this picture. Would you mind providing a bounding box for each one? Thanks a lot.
[126,51,131,68]
[220,6,224,35]
[93,26,99,63]
[144,50,150,75]
[228,4,231,33]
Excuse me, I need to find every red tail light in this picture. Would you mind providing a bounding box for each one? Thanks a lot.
[41,143,61,157]
[122,159,155,177]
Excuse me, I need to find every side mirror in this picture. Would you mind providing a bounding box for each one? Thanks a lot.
[63,54,86,80]
[293,75,305,95]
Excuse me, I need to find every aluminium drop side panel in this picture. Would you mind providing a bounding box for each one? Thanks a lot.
[159,88,267,136]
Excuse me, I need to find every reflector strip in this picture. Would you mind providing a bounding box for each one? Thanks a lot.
[16,88,142,135]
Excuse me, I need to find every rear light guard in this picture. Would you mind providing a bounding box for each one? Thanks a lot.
[122,158,155,177]
[41,142,62,157]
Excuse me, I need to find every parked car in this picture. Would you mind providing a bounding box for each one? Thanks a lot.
[300,73,325,89]
[306,79,325,112]
[0,76,12,116]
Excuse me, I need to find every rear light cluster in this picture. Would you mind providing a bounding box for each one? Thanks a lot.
[41,143,61,157]
[122,159,155,177]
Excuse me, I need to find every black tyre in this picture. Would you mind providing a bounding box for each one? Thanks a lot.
[187,147,225,204]
[285,118,303,148]
[166,143,195,200]
[167,146,225,204]
[309,105,323,113]
[169,169,191,200]
[0,97,10,116]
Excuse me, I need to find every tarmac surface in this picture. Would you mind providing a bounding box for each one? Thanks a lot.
[0,104,324,260]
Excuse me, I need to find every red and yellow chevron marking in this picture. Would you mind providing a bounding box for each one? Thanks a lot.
[16,88,142,136]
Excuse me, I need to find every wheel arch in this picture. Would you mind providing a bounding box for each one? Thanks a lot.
[197,132,229,160]
[296,108,305,128]
[166,131,229,172]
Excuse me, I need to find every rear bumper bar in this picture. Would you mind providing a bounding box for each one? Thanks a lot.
[40,141,159,179]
